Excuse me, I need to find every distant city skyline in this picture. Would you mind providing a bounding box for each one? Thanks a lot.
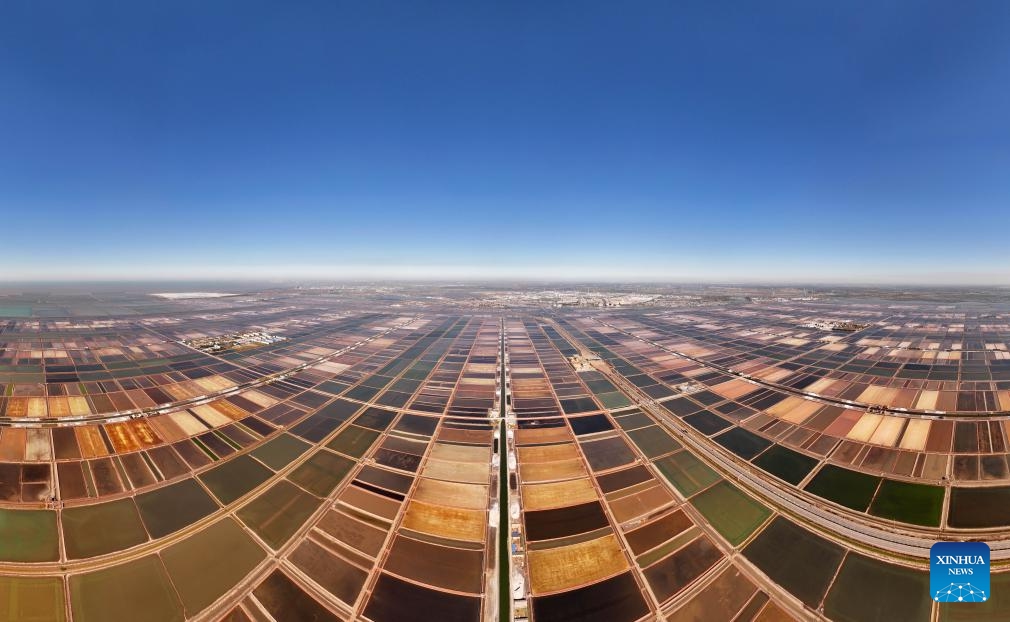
[3,2,1010,282]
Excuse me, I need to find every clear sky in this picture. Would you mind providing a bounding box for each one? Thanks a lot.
[2,2,1010,283]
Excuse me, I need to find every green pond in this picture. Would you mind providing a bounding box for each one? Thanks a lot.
[327,425,381,458]
[251,433,311,470]
[63,498,149,559]
[198,454,273,505]
[0,306,32,317]
[690,480,771,546]
[626,426,681,459]
[161,517,266,615]
[803,464,880,512]
[867,479,944,527]
[0,508,59,562]
[70,554,183,622]
[597,391,633,409]
[742,516,844,608]
[713,427,772,459]
[238,479,322,549]
[0,576,66,621]
[135,478,220,539]
[653,450,719,497]
[613,411,653,431]
[752,445,817,485]
[289,449,356,497]
[824,552,930,622]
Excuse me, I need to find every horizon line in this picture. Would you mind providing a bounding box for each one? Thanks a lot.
[1,276,1008,289]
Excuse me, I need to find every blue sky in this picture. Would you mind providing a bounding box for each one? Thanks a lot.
[2,2,1010,283]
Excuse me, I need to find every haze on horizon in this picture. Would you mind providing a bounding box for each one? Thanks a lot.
[3,264,1010,288]
[3,2,1010,283]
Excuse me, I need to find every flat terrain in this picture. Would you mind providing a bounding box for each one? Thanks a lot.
[1,285,1009,621]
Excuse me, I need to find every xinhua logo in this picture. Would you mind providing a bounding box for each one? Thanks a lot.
[930,541,990,603]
